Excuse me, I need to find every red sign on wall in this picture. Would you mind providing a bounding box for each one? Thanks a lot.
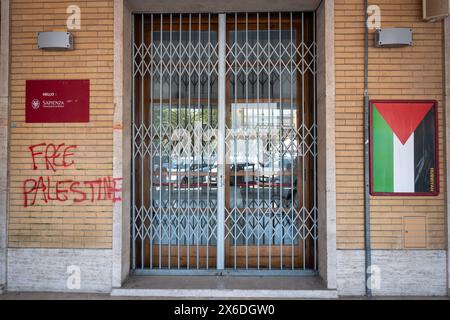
[26,80,89,123]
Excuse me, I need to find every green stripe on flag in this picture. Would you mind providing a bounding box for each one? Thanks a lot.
[373,106,394,192]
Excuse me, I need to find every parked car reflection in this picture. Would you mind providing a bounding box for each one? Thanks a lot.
[154,157,218,186]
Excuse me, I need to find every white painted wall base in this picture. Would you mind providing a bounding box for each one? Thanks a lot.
[7,249,112,293]
[336,250,366,296]
[337,250,447,296]
[0,248,6,287]
[3,248,449,296]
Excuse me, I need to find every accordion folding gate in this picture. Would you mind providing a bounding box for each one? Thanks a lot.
[132,12,317,275]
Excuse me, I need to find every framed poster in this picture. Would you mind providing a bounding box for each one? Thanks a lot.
[370,100,439,196]
[26,80,89,123]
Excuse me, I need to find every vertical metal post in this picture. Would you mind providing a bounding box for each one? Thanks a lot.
[233,13,238,270]
[168,13,173,270]
[197,13,201,271]
[217,13,227,270]
[206,13,211,270]
[313,11,318,271]
[301,12,306,270]
[158,13,163,270]
[290,11,295,271]
[187,13,192,270]
[267,12,272,271]
[363,0,372,297]
[149,14,154,270]
[256,12,261,271]
[278,11,283,270]
[177,13,182,270]
[141,13,145,270]
[245,12,249,270]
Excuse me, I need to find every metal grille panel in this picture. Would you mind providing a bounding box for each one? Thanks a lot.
[224,13,317,271]
[132,14,219,270]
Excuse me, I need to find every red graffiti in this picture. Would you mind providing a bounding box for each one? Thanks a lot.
[23,176,123,208]
[29,143,77,172]
[23,142,123,207]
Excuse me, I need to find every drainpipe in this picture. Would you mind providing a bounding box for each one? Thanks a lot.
[363,0,372,297]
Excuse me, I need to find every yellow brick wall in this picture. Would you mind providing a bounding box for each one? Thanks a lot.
[335,0,446,250]
[8,0,114,249]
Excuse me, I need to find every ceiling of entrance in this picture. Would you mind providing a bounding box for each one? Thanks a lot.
[126,0,322,13]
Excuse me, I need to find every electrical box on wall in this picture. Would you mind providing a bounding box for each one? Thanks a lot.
[37,32,73,50]
[423,0,450,21]
[374,28,413,48]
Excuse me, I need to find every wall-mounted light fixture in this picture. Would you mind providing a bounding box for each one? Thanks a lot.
[374,28,413,48]
[37,32,73,50]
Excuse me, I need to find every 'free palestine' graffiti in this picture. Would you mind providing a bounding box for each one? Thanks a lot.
[23,142,122,208]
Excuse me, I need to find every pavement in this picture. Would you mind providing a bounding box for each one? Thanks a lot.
[1,292,449,300]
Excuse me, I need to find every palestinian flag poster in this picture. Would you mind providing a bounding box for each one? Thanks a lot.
[370,100,439,196]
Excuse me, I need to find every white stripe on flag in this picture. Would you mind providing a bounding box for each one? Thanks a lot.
[393,133,415,193]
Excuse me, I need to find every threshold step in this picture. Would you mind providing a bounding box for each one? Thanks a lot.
[111,276,338,299]
[111,288,338,299]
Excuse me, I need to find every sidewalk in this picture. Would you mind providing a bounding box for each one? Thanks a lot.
[1,292,449,300]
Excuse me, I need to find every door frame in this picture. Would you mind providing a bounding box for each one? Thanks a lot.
[112,0,336,289]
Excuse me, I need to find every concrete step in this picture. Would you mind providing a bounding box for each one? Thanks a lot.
[111,276,338,299]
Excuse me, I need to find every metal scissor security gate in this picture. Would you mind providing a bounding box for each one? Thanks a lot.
[132,12,317,274]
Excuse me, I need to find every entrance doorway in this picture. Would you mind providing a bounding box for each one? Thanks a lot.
[131,12,317,274]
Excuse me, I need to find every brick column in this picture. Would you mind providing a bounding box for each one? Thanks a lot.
[112,0,132,288]
[317,0,337,290]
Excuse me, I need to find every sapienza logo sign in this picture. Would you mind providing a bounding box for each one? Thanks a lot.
[32,92,65,110]
[25,80,89,123]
